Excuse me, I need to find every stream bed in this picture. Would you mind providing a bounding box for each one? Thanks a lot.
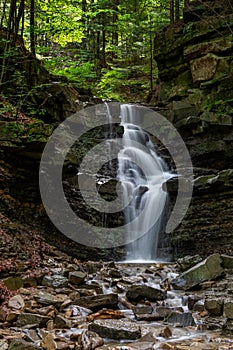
[0,250,233,349]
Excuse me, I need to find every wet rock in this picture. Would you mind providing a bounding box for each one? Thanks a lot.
[134,312,162,322]
[69,271,87,285]
[107,269,122,279]
[54,314,71,328]
[133,305,166,321]
[224,300,233,319]
[172,254,223,290]
[204,299,223,316]
[77,330,104,350]
[0,340,8,350]
[42,274,69,288]
[193,300,205,312]
[78,283,102,295]
[8,339,41,350]
[35,292,67,308]
[89,318,141,340]
[221,255,233,269]
[156,306,173,318]
[15,312,50,327]
[126,285,166,302]
[132,306,153,315]
[8,295,25,310]
[187,295,204,310]
[166,311,196,327]
[76,293,118,311]
[177,255,202,272]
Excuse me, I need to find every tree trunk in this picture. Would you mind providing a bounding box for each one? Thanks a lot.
[30,0,35,56]
[149,14,153,94]
[175,0,180,22]
[102,12,106,68]
[81,0,87,51]
[112,0,119,47]
[0,0,7,27]
[170,0,174,25]
[184,0,189,9]
[13,0,24,46]
[0,0,17,84]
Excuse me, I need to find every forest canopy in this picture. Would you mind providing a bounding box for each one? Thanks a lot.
[0,0,185,100]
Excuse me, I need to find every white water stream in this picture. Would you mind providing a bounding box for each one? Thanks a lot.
[116,104,172,261]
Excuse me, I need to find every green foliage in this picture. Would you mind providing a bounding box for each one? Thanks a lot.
[96,64,158,102]
[45,57,97,89]
[0,0,180,102]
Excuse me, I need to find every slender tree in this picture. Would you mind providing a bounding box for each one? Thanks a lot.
[170,0,174,24]
[30,0,35,56]
[175,0,180,21]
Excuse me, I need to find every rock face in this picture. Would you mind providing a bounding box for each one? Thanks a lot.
[154,0,233,258]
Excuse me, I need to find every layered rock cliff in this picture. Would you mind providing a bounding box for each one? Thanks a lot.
[154,0,233,257]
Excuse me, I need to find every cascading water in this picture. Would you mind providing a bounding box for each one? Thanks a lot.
[117,104,171,261]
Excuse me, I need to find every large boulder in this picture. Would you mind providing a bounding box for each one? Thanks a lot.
[172,254,224,290]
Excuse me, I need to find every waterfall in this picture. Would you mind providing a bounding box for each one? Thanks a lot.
[117,104,171,261]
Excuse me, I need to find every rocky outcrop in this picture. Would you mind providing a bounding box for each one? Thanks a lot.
[154,0,233,258]
[154,0,232,117]
[172,253,224,290]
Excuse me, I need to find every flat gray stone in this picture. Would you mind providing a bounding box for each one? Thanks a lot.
[15,312,50,327]
[172,253,223,290]
[126,285,166,302]
[89,318,141,340]
[41,274,69,288]
[166,311,196,327]
[76,293,118,311]
[34,292,67,308]
[69,271,86,285]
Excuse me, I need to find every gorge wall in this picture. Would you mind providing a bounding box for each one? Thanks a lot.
[0,0,233,263]
[154,0,233,258]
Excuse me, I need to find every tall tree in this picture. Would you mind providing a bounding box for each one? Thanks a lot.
[30,0,35,56]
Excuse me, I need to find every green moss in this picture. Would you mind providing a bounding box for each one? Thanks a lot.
[0,122,25,140]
